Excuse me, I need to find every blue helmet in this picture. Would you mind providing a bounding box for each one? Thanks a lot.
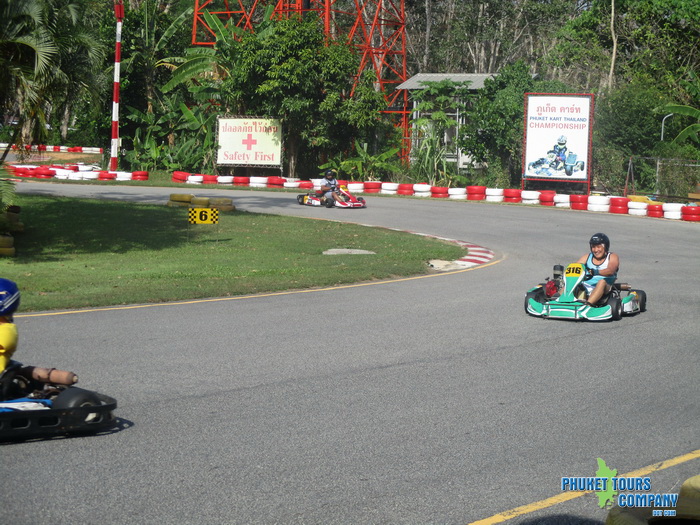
[0,279,20,316]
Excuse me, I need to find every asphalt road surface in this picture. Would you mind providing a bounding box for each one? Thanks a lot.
[2,182,699,525]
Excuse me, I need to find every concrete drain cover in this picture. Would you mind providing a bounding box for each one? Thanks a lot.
[323,249,376,255]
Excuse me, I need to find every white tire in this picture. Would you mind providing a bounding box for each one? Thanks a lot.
[627,201,648,210]
[449,194,467,200]
[413,183,431,192]
[68,173,83,180]
[628,208,647,216]
[662,202,683,212]
[249,183,266,188]
[347,183,364,192]
[664,211,682,220]
[521,190,540,200]
[414,191,432,198]
[485,188,504,196]
[588,204,610,212]
[485,195,504,202]
[249,176,268,184]
[588,195,610,205]
[82,172,99,180]
[448,187,467,195]
[521,198,539,205]
[187,174,203,183]
[217,176,234,184]
[553,194,570,203]
[381,182,399,191]
[380,189,397,195]
[555,202,571,208]
[283,181,301,188]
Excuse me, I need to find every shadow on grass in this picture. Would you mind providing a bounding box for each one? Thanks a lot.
[15,196,201,261]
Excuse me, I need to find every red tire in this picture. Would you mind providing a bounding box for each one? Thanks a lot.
[609,206,628,214]
[647,211,664,218]
[539,201,555,206]
[431,193,449,198]
[398,183,413,191]
[431,186,448,194]
[504,197,521,203]
[363,181,381,190]
[682,214,700,221]
[467,185,487,194]
[397,189,414,195]
[503,189,521,198]
[610,197,630,207]
[467,193,486,200]
[569,195,588,204]
[571,203,588,210]
[233,176,250,186]
[681,206,700,215]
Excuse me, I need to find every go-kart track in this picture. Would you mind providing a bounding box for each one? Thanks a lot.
[2,182,699,525]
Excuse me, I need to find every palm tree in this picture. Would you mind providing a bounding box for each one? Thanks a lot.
[0,0,106,163]
[0,0,57,162]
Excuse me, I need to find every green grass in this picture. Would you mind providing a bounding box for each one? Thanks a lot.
[2,194,466,311]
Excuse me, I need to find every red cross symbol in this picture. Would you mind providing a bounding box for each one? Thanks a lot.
[242,133,257,150]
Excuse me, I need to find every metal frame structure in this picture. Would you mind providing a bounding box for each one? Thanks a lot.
[191,0,410,157]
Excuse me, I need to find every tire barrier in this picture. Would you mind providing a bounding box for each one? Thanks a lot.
[167,193,235,212]
[1,143,103,154]
[7,162,697,223]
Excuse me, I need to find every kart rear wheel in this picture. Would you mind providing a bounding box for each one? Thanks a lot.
[296,195,304,205]
[325,199,335,208]
[631,289,647,312]
[607,296,623,320]
[524,289,545,315]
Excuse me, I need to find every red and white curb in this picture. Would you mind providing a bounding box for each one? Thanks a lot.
[388,230,496,270]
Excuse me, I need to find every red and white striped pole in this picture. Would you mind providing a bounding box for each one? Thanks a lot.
[110,0,125,171]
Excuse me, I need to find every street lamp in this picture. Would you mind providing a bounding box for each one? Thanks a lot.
[656,113,674,193]
[661,113,673,141]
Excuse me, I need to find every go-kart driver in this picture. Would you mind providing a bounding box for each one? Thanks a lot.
[577,233,619,306]
[0,278,20,373]
[320,169,344,206]
[548,135,568,170]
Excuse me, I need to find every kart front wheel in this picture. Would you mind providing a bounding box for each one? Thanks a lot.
[631,289,646,312]
[524,289,545,315]
[53,387,102,423]
[607,296,623,320]
[296,195,304,205]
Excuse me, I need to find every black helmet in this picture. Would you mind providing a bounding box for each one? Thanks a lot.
[589,233,610,251]
[324,169,336,178]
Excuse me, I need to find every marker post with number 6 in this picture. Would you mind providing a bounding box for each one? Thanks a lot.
[188,208,219,225]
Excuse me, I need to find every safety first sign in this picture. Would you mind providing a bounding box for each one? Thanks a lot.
[216,117,282,167]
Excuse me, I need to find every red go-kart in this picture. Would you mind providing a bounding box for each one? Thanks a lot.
[297,185,366,208]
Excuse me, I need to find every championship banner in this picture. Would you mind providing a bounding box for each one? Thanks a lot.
[217,117,282,167]
[523,94,594,184]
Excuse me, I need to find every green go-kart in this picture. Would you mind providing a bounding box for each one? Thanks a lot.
[525,263,646,321]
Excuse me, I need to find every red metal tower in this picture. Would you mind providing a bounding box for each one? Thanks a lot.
[191,0,410,156]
